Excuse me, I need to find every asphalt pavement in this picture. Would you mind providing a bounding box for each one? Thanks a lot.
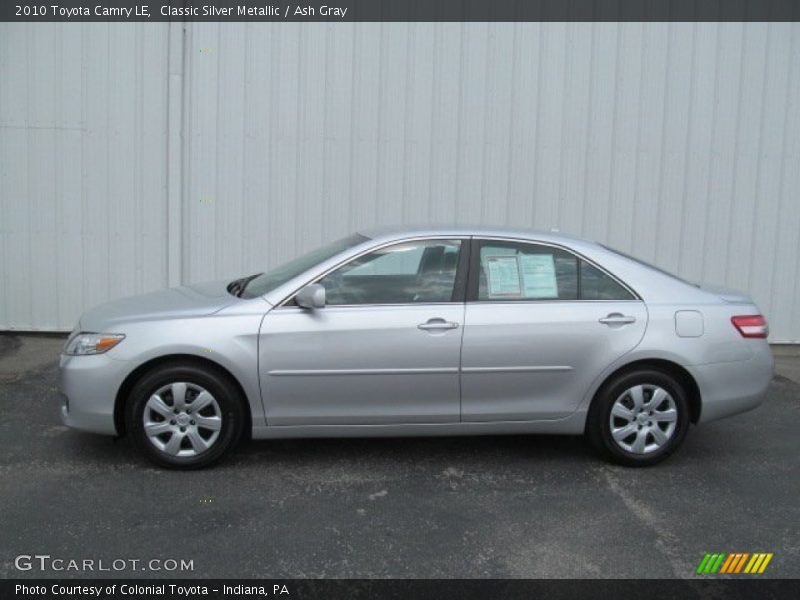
[0,334,798,579]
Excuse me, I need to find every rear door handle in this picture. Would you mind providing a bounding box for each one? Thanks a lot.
[599,313,636,326]
[418,318,460,331]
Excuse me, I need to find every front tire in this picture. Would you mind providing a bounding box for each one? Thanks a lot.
[587,369,690,467]
[127,363,245,469]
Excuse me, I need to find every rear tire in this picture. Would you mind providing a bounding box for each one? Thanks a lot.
[126,363,245,469]
[587,369,690,467]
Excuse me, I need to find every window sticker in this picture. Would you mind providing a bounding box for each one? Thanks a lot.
[482,245,513,258]
[519,253,558,298]
[486,256,522,298]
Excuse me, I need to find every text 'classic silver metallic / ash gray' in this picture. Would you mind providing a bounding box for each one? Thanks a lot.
[59,227,774,468]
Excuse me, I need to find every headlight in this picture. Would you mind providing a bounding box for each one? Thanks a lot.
[64,333,126,356]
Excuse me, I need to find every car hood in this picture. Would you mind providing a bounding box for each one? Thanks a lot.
[78,280,236,331]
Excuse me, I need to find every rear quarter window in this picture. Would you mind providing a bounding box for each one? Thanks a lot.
[580,260,635,300]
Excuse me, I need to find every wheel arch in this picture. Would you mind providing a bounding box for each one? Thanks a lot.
[586,358,702,430]
[114,354,252,438]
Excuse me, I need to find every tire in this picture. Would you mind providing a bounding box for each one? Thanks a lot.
[126,363,245,469]
[587,369,690,467]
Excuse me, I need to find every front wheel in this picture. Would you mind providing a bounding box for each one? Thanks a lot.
[587,369,690,467]
[127,363,245,469]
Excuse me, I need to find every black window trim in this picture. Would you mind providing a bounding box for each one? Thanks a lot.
[466,237,641,303]
[277,235,472,309]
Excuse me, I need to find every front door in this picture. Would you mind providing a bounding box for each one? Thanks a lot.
[259,238,467,425]
[460,239,647,421]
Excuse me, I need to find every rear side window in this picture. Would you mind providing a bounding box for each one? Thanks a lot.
[475,240,634,301]
[477,242,578,301]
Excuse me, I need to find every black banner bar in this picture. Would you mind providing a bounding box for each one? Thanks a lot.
[3,0,800,22]
[3,579,800,600]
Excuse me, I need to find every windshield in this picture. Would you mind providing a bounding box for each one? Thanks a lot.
[239,233,368,299]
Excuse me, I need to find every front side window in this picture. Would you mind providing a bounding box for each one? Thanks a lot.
[476,240,634,301]
[319,240,462,305]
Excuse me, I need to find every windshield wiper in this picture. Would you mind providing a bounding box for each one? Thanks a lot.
[227,274,261,297]
[226,278,244,297]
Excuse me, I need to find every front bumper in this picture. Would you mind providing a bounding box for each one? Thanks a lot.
[688,343,775,424]
[59,353,130,435]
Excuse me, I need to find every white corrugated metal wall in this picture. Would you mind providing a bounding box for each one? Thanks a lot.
[0,23,171,330]
[1,23,799,341]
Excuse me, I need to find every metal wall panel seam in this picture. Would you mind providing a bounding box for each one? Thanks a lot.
[775,25,800,340]
[722,24,748,285]
[676,23,699,276]
[180,21,193,284]
[166,20,184,287]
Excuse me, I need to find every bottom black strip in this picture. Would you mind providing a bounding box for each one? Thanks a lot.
[3,579,799,600]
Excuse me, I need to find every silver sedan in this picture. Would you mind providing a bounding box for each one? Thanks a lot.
[59,227,774,469]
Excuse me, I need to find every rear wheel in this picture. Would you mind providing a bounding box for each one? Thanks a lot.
[127,363,245,469]
[587,369,690,467]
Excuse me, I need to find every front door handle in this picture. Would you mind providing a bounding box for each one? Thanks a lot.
[418,318,460,331]
[599,313,636,326]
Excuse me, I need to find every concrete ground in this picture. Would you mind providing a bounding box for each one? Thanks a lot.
[0,333,798,579]
[773,344,800,386]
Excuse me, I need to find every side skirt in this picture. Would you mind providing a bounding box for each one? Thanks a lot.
[251,411,588,440]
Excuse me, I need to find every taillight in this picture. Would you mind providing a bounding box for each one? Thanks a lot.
[731,315,768,339]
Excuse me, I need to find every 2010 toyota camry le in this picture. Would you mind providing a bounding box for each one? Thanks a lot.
[59,226,774,469]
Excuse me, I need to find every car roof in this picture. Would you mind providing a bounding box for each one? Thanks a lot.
[357,224,593,247]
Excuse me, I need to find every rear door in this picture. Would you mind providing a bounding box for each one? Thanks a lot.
[460,238,647,421]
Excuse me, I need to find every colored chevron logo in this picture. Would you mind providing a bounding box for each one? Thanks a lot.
[696,553,773,575]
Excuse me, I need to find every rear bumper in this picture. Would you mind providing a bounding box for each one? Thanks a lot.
[688,344,774,424]
[59,353,129,435]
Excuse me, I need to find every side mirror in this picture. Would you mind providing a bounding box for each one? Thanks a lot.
[295,283,326,309]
